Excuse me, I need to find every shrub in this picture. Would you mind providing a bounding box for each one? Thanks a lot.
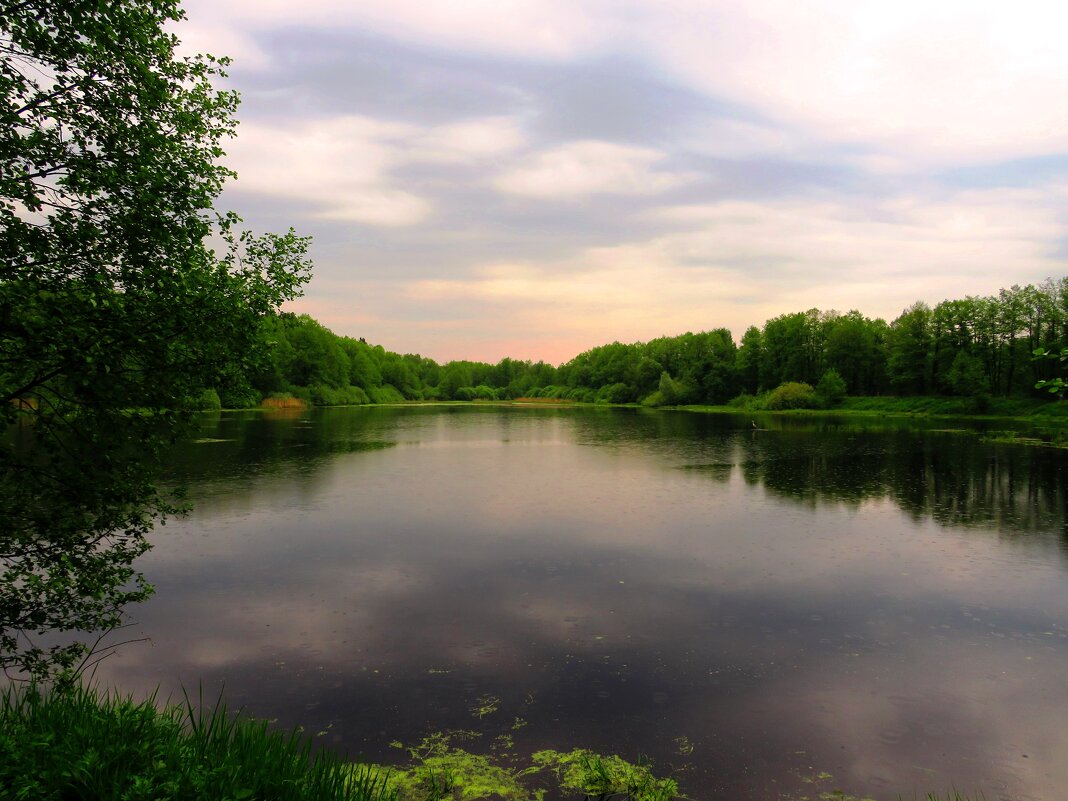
[765,382,816,410]
[308,385,370,405]
[567,387,595,403]
[727,392,757,410]
[217,385,262,409]
[597,383,636,404]
[197,388,222,410]
[368,384,406,404]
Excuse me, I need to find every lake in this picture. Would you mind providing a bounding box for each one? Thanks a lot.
[93,405,1068,801]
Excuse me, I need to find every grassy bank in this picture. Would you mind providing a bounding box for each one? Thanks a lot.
[0,684,679,801]
[0,683,391,801]
[681,395,1068,422]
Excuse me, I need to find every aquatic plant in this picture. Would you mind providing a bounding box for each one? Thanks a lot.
[378,732,680,801]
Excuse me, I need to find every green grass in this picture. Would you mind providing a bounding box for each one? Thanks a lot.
[838,395,1068,418]
[0,683,393,801]
[682,395,1068,422]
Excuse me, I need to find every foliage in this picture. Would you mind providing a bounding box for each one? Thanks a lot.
[946,351,989,397]
[764,382,817,410]
[227,276,1067,413]
[0,682,394,801]
[197,388,223,411]
[1,0,311,679]
[815,368,847,406]
[656,371,684,406]
[1034,346,1067,396]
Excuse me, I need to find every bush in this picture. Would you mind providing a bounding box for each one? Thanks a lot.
[217,385,262,409]
[727,392,758,410]
[597,383,636,404]
[367,384,406,404]
[196,388,222,411]
[765,382,816,410]
[308,385,370,406]
[567,387,595,403]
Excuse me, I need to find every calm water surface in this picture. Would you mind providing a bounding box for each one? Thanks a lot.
[95,406,1068,801]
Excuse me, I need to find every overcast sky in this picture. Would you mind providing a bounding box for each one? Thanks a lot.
[180,0,1068,364]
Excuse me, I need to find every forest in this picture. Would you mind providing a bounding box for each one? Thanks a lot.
[217,277,1068,411]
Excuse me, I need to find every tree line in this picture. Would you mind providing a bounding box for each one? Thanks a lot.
[217,277,1068,410]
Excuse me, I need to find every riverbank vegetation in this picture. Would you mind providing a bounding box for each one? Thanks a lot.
[218,278,1068,416]
[0,682,985,801]
[0,682,392,801]
[0,683,680,801]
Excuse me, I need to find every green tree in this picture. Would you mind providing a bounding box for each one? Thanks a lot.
[736,326,764,394]
[815,368,847,406]
[1,0,311,679]
[886,302,933,394]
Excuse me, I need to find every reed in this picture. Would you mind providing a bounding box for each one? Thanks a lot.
[261,393,309,409]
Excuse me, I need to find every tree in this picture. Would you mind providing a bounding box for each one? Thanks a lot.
[886,302,933,394]
[736,326,764,394]
[815,368,847,406]
[1,0,312,679]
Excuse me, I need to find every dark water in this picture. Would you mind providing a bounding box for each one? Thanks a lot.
[94,405,1068,801]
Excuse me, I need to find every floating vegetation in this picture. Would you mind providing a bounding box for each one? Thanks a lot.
[469,695,501,720]
[672,736,694,756]
[376,732,680,801]
[980,429,1068,448]
[533,749,679,801]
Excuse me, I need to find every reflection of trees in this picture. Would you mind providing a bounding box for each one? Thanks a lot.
[165,407,399,487]
[888,437,1068,536]
[174,406,1068,544]
[731,427,1068,538]
[564,408,1068,541]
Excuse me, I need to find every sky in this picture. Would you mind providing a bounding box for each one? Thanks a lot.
[179,0,1068,365]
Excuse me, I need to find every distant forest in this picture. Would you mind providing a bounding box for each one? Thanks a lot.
[211,277,1068,410]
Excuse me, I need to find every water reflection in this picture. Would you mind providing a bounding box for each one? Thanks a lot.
[96,406,1068,801]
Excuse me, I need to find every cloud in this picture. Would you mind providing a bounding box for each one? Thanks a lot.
[182,0,608,62]
[401,186,1066,357]
[409,117,527,163]
[225,116,430,226]
[188,1,1068,169]
[616,1,1068,169]
[225,115,528,226]
[494,141,692,199]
